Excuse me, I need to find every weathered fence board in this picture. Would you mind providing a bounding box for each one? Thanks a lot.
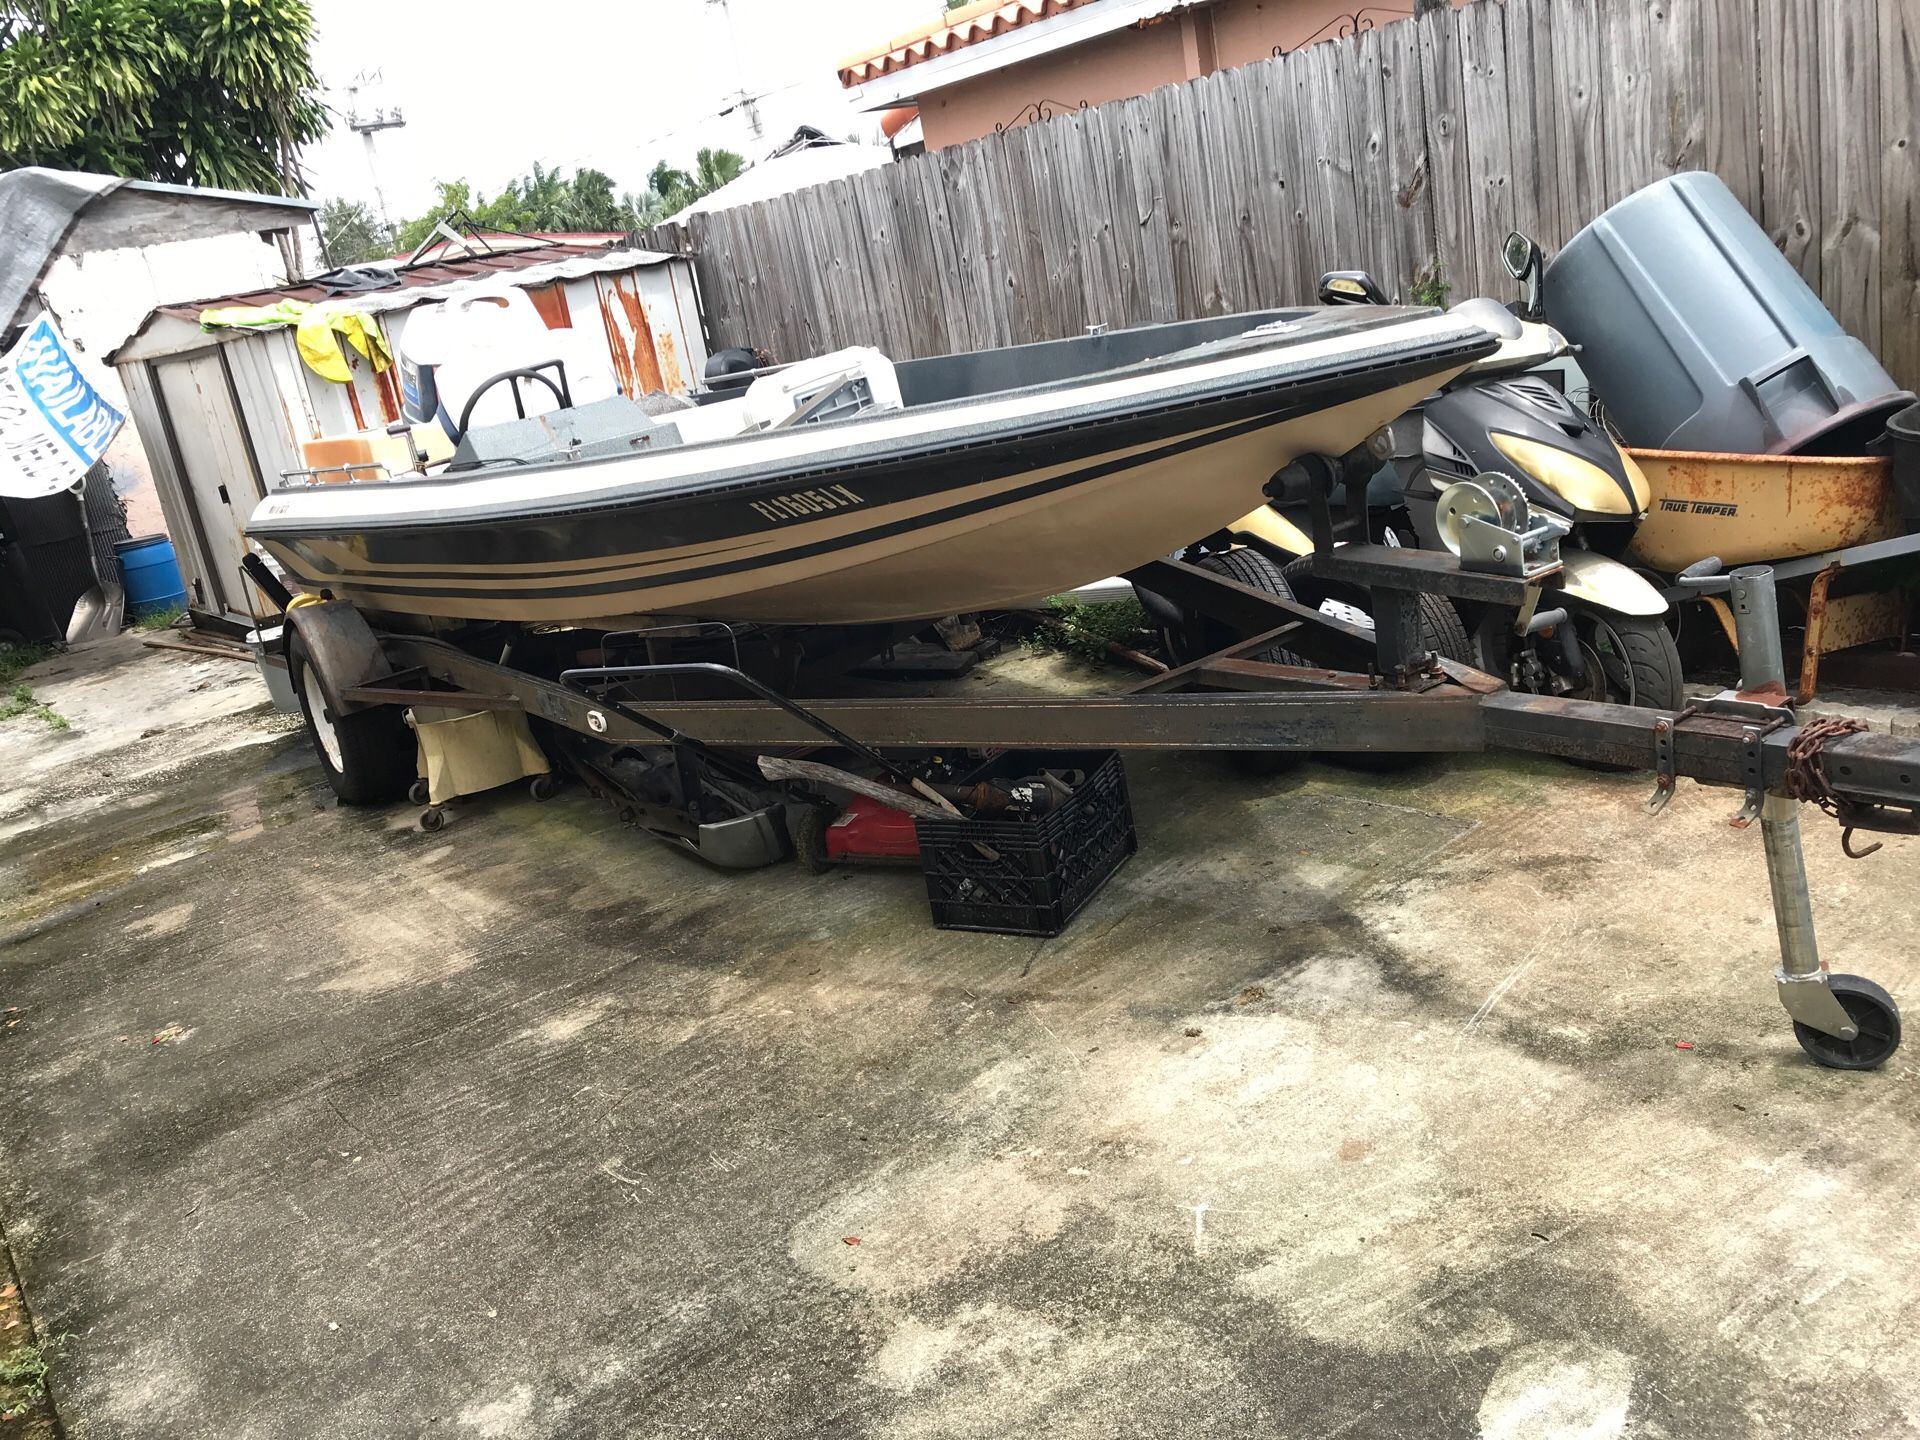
[1881,0,1920,388]
[643,0,1920,390]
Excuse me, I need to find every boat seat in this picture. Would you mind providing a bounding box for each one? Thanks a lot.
[740,347,903,431]
[448,396,685,472]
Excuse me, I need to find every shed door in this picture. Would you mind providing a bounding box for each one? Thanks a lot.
[152,350,266,619]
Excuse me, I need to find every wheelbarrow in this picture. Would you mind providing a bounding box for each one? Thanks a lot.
[1627,448,1919,701]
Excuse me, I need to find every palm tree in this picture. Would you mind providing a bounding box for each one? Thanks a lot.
[691,147,745,197]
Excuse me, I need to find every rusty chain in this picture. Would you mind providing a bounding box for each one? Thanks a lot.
[1783,716,1872,852]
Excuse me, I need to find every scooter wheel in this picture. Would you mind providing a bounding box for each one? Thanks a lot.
[1793,974,1902,1070]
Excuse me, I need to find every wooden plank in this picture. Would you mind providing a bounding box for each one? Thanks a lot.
[883,158,948,358]
[1379,16,1436,301]
[1598,0,1655,208]
[1817,0,1882,349]
[995,123,1050,342]
[1032,114,1089,335]
[1881,0,1920,388]
[1501,0,1560,252]
[1246,52,1311,303]
[1417,4,1470,305]
[1273,48,1327,301]
[1699,0,1762,215]
[1198,65,1257,312]
[1344,25,1403,296]
[1757,0,1822,289]
[1123,91,1178,320]
[1648,0,1704,177]
[1154,81,1203,317]
[1303,36,1364,288]
[970,135,1018,349]
[851,170,913,355]
[1548,0,1606,247]
[1086,98,1148,326]
[912,147,977,354]
[1199,68,1250,313]
[1458,0,1514,298]
[1058,105,1119,329]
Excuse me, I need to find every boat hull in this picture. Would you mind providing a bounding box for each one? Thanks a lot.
[250,314,1491,627]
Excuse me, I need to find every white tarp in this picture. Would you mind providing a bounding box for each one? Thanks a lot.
[0,315,126,499]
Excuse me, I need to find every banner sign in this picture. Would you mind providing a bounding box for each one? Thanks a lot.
[0,316,126,499]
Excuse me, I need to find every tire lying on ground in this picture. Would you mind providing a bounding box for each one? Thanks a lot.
[287,630,416,804]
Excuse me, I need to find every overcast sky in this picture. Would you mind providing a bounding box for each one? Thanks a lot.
[301,0,936,225]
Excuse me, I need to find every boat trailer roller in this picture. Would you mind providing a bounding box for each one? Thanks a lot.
[276,543,1920,1072]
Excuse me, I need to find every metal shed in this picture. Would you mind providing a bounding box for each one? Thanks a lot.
[109,239,708,626]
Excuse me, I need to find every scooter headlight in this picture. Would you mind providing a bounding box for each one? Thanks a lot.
[1489,431,1638,517]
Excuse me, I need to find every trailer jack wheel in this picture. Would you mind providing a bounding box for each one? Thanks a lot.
[1792,975,1902,1070]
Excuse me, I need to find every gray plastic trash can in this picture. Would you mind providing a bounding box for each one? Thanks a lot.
[1544,171,1912,455]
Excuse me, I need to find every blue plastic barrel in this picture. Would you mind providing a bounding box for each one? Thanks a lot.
[116,534,187,618]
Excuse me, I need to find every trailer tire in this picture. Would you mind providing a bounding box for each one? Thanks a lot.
[1160,549,1308,778]
[1157,549,1310,668]
[288,630,416,805]
[1278,556,1474,664]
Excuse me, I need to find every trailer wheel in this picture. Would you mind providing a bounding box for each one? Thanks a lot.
[1278,556,1474,665]
[1793,975,1902,1070]
[288,631,416,805]
[1158,550,1308,777]
[1160,549,1310,668]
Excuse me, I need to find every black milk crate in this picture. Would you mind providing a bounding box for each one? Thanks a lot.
[915,751,1137,937]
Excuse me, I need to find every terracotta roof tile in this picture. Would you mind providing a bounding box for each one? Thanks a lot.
[837,0,1099,85]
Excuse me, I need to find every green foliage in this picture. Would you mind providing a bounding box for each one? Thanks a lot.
[318,198,389,266]
[0,0,325,193]
[1027,596,1152,666]
[0,682,67,728]
[393,149,747,252]
[0,643,52,688]
[1408,263,1449,309]
[133,603,186,631]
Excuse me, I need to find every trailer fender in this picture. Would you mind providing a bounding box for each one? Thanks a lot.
[283,601,389,717]
[1553,549,1668,618]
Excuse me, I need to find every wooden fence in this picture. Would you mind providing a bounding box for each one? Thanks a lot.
[642,0,1920,389]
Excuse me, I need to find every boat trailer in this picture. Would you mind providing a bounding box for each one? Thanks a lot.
[272,486,1918,1068]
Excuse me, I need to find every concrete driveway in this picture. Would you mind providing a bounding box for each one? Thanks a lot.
[3,635,1917,1438]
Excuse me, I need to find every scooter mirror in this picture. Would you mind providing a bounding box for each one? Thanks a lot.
[1317,270,1389,306]
[1502,231,1538,281]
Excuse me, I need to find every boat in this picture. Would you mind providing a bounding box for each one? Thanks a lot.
[246,307,1496,627]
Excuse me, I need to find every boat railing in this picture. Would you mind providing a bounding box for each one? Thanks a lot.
[275,461,398,489]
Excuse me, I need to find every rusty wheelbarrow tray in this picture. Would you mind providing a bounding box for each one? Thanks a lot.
[1631,448,1920,701]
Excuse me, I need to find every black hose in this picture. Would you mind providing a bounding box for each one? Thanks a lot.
[239,552,294,612]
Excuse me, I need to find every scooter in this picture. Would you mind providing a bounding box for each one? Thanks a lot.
[1232,235,1685,709]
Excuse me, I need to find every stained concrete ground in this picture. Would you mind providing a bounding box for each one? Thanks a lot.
[3,634,1919,1439]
